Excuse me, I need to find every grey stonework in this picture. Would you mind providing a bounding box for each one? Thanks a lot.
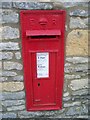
[0,52,13,60]
[0,2,12,9]
[2,113,16,118]
[65,64,88,73]
[12,75,23,81]
[4,62,23,70]
[0,42,20,51]
[7,105,25,111]
[15,52,21,60]
[0,77,8,82]
[13,2,53,10]
[18,110,44,118]
[70,17,88,29]
[63,2,88,8]
[2,100,25,107]
[64,101,81,107]
[65,74,81,80]
[0,61,2,69]
[66,105,88,116]
[1,91,25,100]
[72,89,88,96]
[69,79,88,91]
[0,10,19,24]
[1,71,17,77]
[66,106,81,116]
[63,96,71,102]
[70,9,89,17]
[0,26,19,40]
[66,57,88,64]
[18,110,65,118]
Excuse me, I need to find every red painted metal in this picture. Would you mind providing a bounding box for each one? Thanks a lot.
[20,10,66,111]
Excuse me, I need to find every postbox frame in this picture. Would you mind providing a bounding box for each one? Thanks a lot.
[20,10,66,111]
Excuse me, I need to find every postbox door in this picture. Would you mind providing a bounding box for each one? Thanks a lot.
[30,51,58,106]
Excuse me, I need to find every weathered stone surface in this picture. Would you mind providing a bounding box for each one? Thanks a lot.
[15,52,21,60]
[69,79,88,91]
[7,105,25,111]
[2,113,16,118]
[0,92,3,100]
[18,110,43,118]
[0,77,7,82]
[66,105,88,116]
[66,30,88,56]
[72,89,88,96]
[0,84,2,91]
[74,64,88,72]
[18,109,65,118]
[0,52,13,60]
[63,2,88,8]
[63,92,69,97]
[65,74,81,80]
[2,91,25,100]
[65,63,71,67]
[4,62,23,70]
[63,96,71,102]
[72,95,89,101]
[0,113,2,119]
[66,106,80,116]
[65,64,88,73]
[66,57,88,64]
[70,17,88,29]
[63,80,68,92]
[0,26,19,40]
[1,71,17,77]
[13,2,53,10]
[2,100,25,107]
[12,75,23,81]
[52,2,64,9]
[0,10,19,24]
[0,42,20,51]
[70,9,89,17]
[0,62,2,69]
[81,104,88,115]
[0,2,12,8]
[0,101,2,112]
[64,101,81,107]
[0,82,24,92]
[37,0,51,1]
[82,100,88,104]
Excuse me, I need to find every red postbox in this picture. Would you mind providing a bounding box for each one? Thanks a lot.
[20,10,66,111]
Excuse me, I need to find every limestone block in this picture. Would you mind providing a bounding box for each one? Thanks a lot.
[0,42,20,51]
[15,52,21,60]
[0,10,19,24]
[1,71,17,77]
[66,30,88,56]
[4,62,23,70]
[7,105,25,111]
[69,79,88,91]
[70,9,89,17]
[2,100,25,107]
[70,17,88,29]
[0,52,13,60]
[0,82,24,92]
[0,26,19,40]
[2,113,16,118]
[1,91,25,100]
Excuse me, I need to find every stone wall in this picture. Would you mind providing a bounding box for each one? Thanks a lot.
[0,1,89,119]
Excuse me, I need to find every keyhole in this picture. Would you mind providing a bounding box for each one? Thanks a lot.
[38,83,40,87]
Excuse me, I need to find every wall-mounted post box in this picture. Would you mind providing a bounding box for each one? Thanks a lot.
[20,10,66,111]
